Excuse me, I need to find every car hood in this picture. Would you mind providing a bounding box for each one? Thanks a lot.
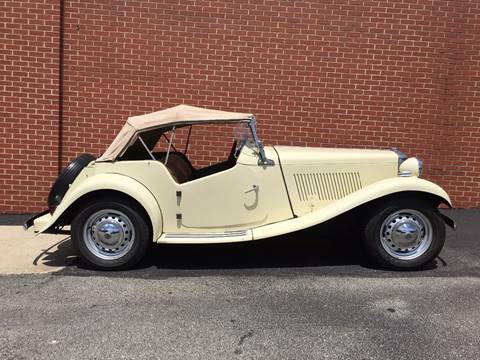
[273,145,398,165]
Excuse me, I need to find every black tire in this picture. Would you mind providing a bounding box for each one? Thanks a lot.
[48,153,96,209]
[362,198,445,270]
[71,198,151,270]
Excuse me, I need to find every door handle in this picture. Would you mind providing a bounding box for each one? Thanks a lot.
[244,184,258,193]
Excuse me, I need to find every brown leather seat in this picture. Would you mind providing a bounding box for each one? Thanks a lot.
[156,152,195,184]
[154,141,238,183]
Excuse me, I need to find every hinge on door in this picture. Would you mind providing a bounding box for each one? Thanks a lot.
[176,191,182,206]
[176,213,182,220]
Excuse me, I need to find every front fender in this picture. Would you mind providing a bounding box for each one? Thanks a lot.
[33,173,163,240]
[252,177,452,240]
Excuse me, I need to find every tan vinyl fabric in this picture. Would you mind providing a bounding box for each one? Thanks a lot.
[97,105,253,162]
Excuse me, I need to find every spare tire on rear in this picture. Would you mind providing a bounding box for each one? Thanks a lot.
[48,153,96,210]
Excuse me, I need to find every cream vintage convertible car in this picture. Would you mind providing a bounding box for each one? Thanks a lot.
[24,105,455,270]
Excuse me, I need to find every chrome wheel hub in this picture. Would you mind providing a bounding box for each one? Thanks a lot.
[380,209,432,260]
[95,221,123,249]
[83,209,135,260]
[391,221,420,249]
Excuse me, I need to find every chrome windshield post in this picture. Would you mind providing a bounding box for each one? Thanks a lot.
[249,116,274,166]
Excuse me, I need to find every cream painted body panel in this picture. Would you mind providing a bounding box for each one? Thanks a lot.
[34,171,163,240]
[274,146,399,216]
[179,162,291,230]
[179,166,267,229]
[252,176,451,240]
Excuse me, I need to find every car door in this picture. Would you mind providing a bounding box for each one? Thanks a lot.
[178,162,268,231]
[177,144,293,232]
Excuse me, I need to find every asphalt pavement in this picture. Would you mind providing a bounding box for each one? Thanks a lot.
[0,209,479,359]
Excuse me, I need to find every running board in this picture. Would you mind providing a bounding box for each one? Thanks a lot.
[156,230,253,244]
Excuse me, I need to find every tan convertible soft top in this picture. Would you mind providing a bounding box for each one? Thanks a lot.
[97,105,253,162]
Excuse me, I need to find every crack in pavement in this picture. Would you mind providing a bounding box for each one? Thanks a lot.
[234,330,254,355]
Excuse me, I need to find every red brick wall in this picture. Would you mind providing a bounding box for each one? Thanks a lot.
[1,0,479,213]
[1,1,60,213]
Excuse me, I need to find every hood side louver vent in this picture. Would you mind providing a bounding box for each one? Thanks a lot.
[293,172,362,202]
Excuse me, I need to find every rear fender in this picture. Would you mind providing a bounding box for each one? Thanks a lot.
[34,173,163,240]
[252,177,452,240]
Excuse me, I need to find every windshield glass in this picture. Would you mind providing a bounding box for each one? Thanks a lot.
[233,122,255,148]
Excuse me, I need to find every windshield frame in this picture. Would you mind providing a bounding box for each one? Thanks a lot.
[248,116,274,166]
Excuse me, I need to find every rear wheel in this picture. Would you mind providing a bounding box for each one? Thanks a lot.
[362,199,445,269]
[72,199,151,269]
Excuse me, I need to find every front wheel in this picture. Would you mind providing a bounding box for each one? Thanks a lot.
[72,199,151,269]
[362,199,446,269]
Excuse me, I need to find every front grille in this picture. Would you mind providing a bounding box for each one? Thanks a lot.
[293,172,362,202]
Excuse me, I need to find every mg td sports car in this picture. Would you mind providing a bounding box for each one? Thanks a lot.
[24,105,455,270]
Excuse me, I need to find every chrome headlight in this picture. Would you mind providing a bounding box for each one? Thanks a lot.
[399,157,422,177]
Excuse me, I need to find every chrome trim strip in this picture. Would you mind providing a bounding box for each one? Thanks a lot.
[418,159,423,177]
[164,230,247,239]
[399,170,412,177]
